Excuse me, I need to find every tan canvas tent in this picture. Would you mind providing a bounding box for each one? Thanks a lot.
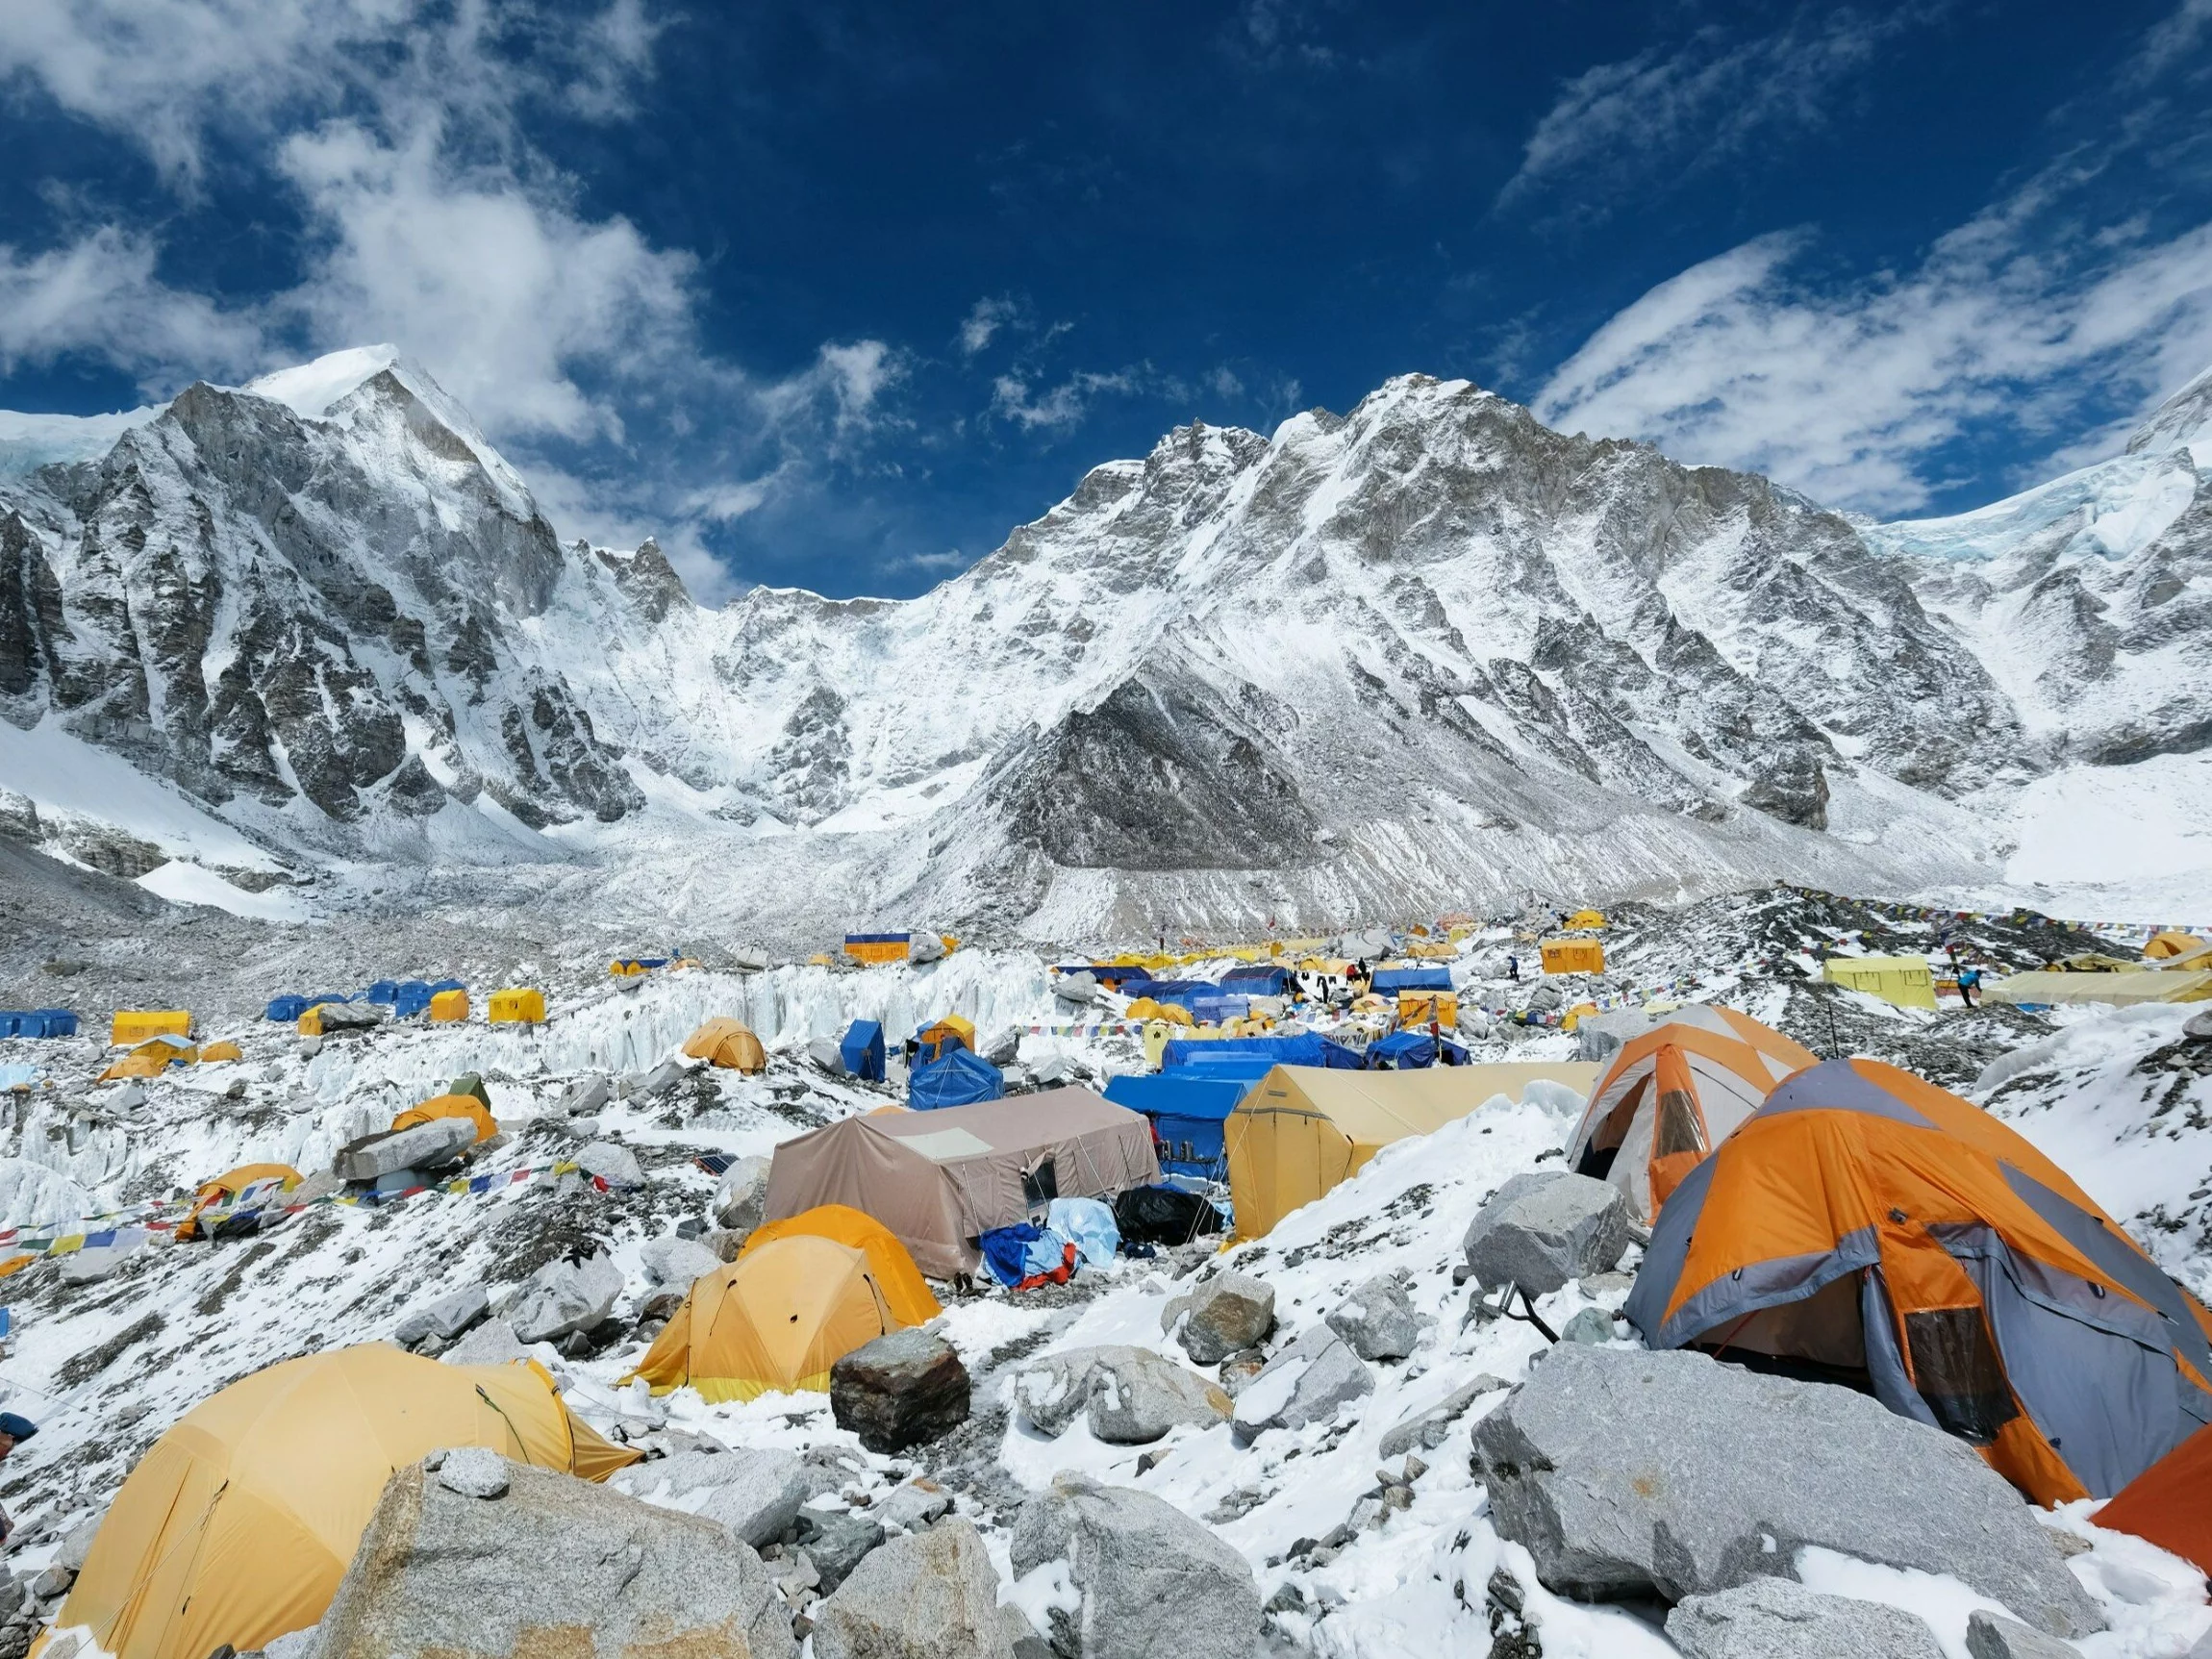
[1984,970,2212,1008]
[763,1087,1160,1276]
[1227,1062,1598,1239]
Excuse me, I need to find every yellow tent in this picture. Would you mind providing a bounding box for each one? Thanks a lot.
[1539,939,1606,974]
[2145,931,2207,960]
[1226,1062,1599,1239]
[1984,970,2212,1008]
[738,1204,941,1327]
[390,1093,497,1142]
[487,988,545,1024]
[915,1015,976,1063]
[1124,997,1193,1027]
[98,1038,196,1081]
[427,989,468,1022]
[681,1017,767,1073]
[627,1234,913,1401]
[1822,954,1937,1010]
[110,1011,189,1046]
[1567,909,1607,929]
[1396,991,1458,1027]
[176,1163,302,1241]
[54,1346,637,1659]
[198,1040,243,1063]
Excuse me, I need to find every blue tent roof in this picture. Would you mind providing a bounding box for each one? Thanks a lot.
[391,980,433,1017]
[0,1010,77,1039]
[846,932,911,945]
[1220,966,1291,995]
[1370,967,1453,993]
[426,978,465,994]
[909,1046,1004,1109]
[1162,1032,1364,1069]
[1370,1031,1439,1068]
[841,1018,887,1082]
[1164,1054,1281,1082]
[265,995,311,1022]
[1102,1073,1251,1175]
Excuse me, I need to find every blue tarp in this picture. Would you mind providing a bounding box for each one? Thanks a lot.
[1370,967,1453,993]
[909,1046,1004,1109]
[840,1018,887,1082]
[1089,965,1153,991]
[1220,966,1292,996]
[1161,1032,1364,1069]
[1045,1196,1119,1268]
[845,932,911,945]
[1103,1073,1250,1175]
[365,980,400,1005]
[978,1222,1074,1287]
[1370,1031,1438,1068]
[1,1010,77,1039]
[265,995,311,1022]
[1167,1055,1281,1082]
[392,980,434,1018]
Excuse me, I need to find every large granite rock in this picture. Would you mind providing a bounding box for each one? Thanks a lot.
[611,1446,808,1548]
[1165,1271,1275,1364]
[832,1329,971,1453]
[333,1117,477,1182]
[1230,1325,1373,1444]
[1473,1346,2103,1639]
[1009,1475,1260,1659]
[506,1248,623,1344]
[575,1140,644,1188]
[1966,1611,2086,1659]
[314,1456,794,1659]
[715,1155,773,1233]
[641,1232,721,1288]
[1013,1345,1231,1445]
[1667,1577,1945,1659]
[1324,1274,1423,1361]
[810,1516,1012,1659]
[1461,1170,1629,1296]
[393,1285,488,1347]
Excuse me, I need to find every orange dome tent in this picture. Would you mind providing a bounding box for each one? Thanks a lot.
[53,1345,637,1659]
[682,1017,767,1072]
[2144,931,2206,960]
[390,1093,496,1143]
[626,1233,915,1401]
[1566,1005,1818,1220]
[739,1204,941,1327]
[98,1038,196,1081]
[1625,1058,2212,1506]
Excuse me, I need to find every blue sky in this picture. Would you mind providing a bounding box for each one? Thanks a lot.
[4,1,2211,601]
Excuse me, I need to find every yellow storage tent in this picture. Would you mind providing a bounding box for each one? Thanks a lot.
[427,989,468,1022]
[54,1346,637,1659]
[198,1040,243,1063]
[2145,931,2207,960]
[487,988,545,1024]
[1226,1062,1599,1239]
[1567,909,1607,929]
[626,1234,914,1401]
[1822,954,1937,1010]
[110,1011,189,1046]
[1540,939,1606,974]
[98,1039,196,1081]
[1984,970,2212,1008]
[681,1017,767,1073]
[738,1204,941,1327]
[390,1093,497,1143]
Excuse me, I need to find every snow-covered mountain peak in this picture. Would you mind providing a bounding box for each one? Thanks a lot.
[243,344,408,417]
[2126,360,2212,458]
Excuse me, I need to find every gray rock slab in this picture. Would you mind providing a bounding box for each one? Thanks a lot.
[1558,1305,1620,1345]
[1377,1374,1509,1459]
[438,1318,557,1369]
[1461,1170,1629,1296]
[1009,1475,1261,1659]
[641,1232,721,1287]
[810,1516,1009,1659]
[434,1445,510,1498]
[1966,1611,2085,1659]
[831,1328,970,1454]
[796,1509,886,1594]
[1014,1345,1230,1444]
[873,1482,953,1533]
[612,1446,807,1548]
[715,1155,773,1233]
[1167,1271,1276,1365]
[575,1139,644,1188]
[556,1074,611,1117]
[1667,1578,1945,1659]
[1231,1325,1373,1443]
[507,1249,623,1344]
[1473,1346,2103,1639]
[334,1117,476,1182]
[1324,1274,1423,1361]
[393,1285,489,1346]
[314,1457,794,1659]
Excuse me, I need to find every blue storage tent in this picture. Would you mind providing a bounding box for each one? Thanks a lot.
[1220,966,1291,996]
[1090,965,1153,991]
[909,1046,1004,1109]
[1,1010,77,1039]
[427,978,465,994]
[365,980,400,1005]
[305,992,352,1009]
[1161,1032,1364,1069]
[265,995,311,1022]
[1370,1031,1439,1068]
[391,980,434,1018]
[1370,966,1453,993]
[1168,1055,1281,1084]
[841,1018,887,1082]
[1103,1073,1249,1176]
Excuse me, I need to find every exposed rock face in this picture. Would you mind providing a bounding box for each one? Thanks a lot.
[1012,1345,1231,1445]
[314,1457,795,1659]
[830,1329,972,1453]
[1472,1346,2103,1639]
[1166,1271,1276,1364]
[610,1446,808,1549]
[1230,1325,1374,1443]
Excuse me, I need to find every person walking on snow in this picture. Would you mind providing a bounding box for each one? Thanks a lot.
[1957,963,1983,1008]
[1506,953,1520,983]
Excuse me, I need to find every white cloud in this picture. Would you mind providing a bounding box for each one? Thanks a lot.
[991,368,1140,431]
[1499,10,1919,217]
[958,296,1017,355]
[0,224,264,385]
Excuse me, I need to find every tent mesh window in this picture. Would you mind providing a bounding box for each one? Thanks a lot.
[1022,1159,1059,1209]
[1903,1306,2019,1445]
[1652,1088,1703,1158]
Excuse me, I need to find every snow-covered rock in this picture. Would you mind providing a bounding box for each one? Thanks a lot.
[1666,1577,1945,1659]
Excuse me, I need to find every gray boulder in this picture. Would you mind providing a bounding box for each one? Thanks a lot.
[616,1058,687,1100]
[393,1286,489,1347]
[314,1457,794,1659]
[57,1515,102,1573]
[1231,1324,1373,1443]
[874,1481,954,1533]
[434,1445,511,1498]
[1377,1374,1509,1459]
[831,1329,971,1453]
[715,1155,773,1233]
[808,1037,850,1075]
[506,1249,623,1345]
[1574,1008,1653,1065]
[439,1318,556,1368]
[1966,1612,2085,1659]
[810,1516,1010,1659]
[556,1074,612,1116]
[334,1117,477,1182]
[1009,1475,1260,1659]
[1015,1345,1231,1445]
[612,1446,808,1549]
[1667,1578,1944,1659]
[1558,1305,1620,1345]
[575,1140,644,1188]
[1324,1274,1423,1361]
[1474,1346,2102,1639]
[1165,1271,1276,1364]
[314,1001,386,1035]
[641,1232,722,1288]
[1461,1170,1629,1296]
[796,1509,887,1594]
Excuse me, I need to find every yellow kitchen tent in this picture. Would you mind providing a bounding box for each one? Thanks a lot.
[487,988,545,1024]
[427,989,469,1022]
[1539,939,1605,974]
[1822,954,1938,1010]
[1226,1062,1598,1239]
[54,1345,637,1659]
[110,1011,189,1046]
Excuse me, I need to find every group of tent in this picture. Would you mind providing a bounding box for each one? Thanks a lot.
[0,1010,77,1040]
[1981,928,2212,1009]
[265,980,470,1024]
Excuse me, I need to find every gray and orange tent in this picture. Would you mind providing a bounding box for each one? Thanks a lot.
[1625,1059,2212,1506]
[1565,1004,1817,1220]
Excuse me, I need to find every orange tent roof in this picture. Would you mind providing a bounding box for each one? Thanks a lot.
[390,1093,496,1143]
[2095,1422,2212,1575]
[739,1203,940,1327]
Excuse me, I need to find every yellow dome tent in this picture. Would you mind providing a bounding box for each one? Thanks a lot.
[98,1038,196,1081]
[738,1204,941,1327]
[390,1093,497,1143]
[1124,997,1193,1027]
[54,1345,638,1659]
[198,1040,243,1063]
[175,1163,303,1242]
[1567,909,1607,929]
[681,1017,767,1073]
[2146,931,2207,960]
[626,1233,913,1402]
[915,1015,976,1063]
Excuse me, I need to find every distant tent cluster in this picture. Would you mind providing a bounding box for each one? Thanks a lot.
[265,979,468,1023]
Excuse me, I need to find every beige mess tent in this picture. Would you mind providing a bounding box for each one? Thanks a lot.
[55,1345,639,1659]
[1226,1062,1599,1239]
[763,1087,1160,1277]
[1984,969,2212,1008]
